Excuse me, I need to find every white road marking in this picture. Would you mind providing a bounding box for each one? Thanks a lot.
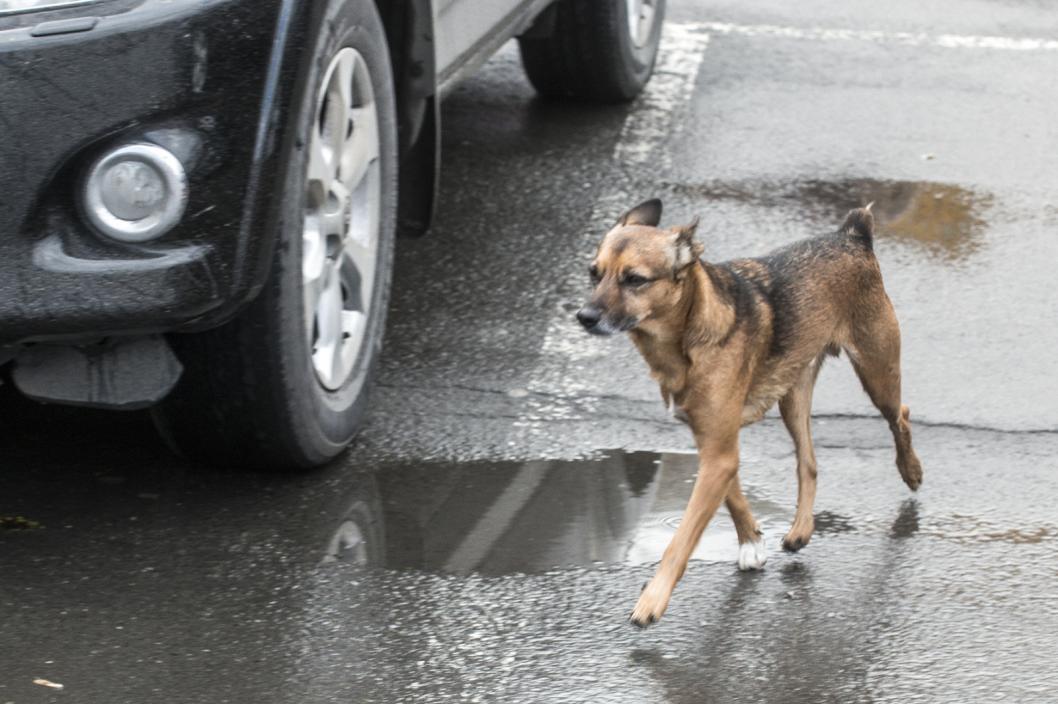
[693,21,1058,52]
[513,23,711,436]
[442,461,551,573]
[614,25,710,168]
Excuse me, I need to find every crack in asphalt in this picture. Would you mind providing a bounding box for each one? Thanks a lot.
[378,380,643,406]
[808,412,1058,436]
[375,382,1058,437]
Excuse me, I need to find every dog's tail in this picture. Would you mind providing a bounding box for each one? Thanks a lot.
[841,203,875,250]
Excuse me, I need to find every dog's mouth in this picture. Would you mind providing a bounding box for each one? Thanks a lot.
[584,322,618,336]
[577,311,639,336]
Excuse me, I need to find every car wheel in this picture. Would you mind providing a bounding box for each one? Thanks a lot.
[151,0,397,469]
[319,472,385,567]
[518,0,665,102]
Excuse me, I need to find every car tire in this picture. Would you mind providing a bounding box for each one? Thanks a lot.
[518,0,665,102]
[151,0,397,470]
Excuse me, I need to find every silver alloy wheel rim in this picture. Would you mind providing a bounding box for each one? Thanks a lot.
[625,0,657,48]
[303,48,381,391]
[321,518,368,565]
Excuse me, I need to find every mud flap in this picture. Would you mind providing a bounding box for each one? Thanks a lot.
[12,336,183,410]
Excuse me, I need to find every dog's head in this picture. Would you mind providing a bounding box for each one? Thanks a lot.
[576,198,703,336]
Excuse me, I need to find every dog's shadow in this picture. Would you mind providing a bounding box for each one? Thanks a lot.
[628,500,923,703]
[629,568,775,704]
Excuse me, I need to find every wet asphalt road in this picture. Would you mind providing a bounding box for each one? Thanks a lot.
[4,1,1058,702]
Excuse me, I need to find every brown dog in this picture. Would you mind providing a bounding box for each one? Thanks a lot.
[576,199,923,627]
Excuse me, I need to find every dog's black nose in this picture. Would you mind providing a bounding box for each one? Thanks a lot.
[576,306,601,329]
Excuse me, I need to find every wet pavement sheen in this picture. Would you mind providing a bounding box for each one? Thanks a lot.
[3,395,1058,702]
[5,0,1058,702]
[6,404,1058,698]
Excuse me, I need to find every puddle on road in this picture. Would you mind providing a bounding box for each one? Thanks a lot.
[668,178,992,261]
[320,451,1056,576]
[797,179,991,259]
[0,515,42,530]
[323,451,793,575]
[924,514,1053,545]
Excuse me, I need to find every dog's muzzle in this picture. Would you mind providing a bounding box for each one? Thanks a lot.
[576,306,632,336]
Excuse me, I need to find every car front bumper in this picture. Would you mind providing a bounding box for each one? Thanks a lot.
[0,0,310,346]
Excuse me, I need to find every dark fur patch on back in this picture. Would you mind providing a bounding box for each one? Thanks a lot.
[724,229,873,361]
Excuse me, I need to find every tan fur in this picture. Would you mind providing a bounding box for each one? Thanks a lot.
[578,200,923,627]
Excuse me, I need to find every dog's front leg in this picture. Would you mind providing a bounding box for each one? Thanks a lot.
[630,442,739,627]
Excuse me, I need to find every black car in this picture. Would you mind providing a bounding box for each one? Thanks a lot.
[0,0,664,467]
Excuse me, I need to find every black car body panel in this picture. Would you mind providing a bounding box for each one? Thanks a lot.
[0,0,538,348]
[0,0,319,345]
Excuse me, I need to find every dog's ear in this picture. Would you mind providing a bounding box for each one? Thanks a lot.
[672,216,703,271]
[618,198,663,227]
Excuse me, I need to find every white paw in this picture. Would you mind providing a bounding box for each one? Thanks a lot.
[737,538,767,571]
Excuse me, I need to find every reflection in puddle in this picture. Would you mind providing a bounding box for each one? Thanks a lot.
[813,510,856,535]
[0,515,43,530]
[324,452,792,576]
[889,499,920,540]
[668,178,992,261]
[319,453,1058,575]
[796,179,991,259]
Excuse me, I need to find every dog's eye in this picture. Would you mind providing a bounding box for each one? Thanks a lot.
[589,265,601,283]
[622,273,651,287]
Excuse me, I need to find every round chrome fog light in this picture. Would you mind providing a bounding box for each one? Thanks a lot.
[82,143,188,243]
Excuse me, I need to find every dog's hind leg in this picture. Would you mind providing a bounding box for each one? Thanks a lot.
[847,297,923,491]
[778,358,822,552]
[726,476,766,570]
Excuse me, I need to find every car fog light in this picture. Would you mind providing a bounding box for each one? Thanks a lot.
[82,143,188,243]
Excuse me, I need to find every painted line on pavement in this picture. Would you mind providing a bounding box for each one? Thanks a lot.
[511,23,711,439]
[693,21,1058,52]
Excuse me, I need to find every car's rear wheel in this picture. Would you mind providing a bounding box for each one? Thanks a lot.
[518,0,665,102]
[152,0,396,469]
